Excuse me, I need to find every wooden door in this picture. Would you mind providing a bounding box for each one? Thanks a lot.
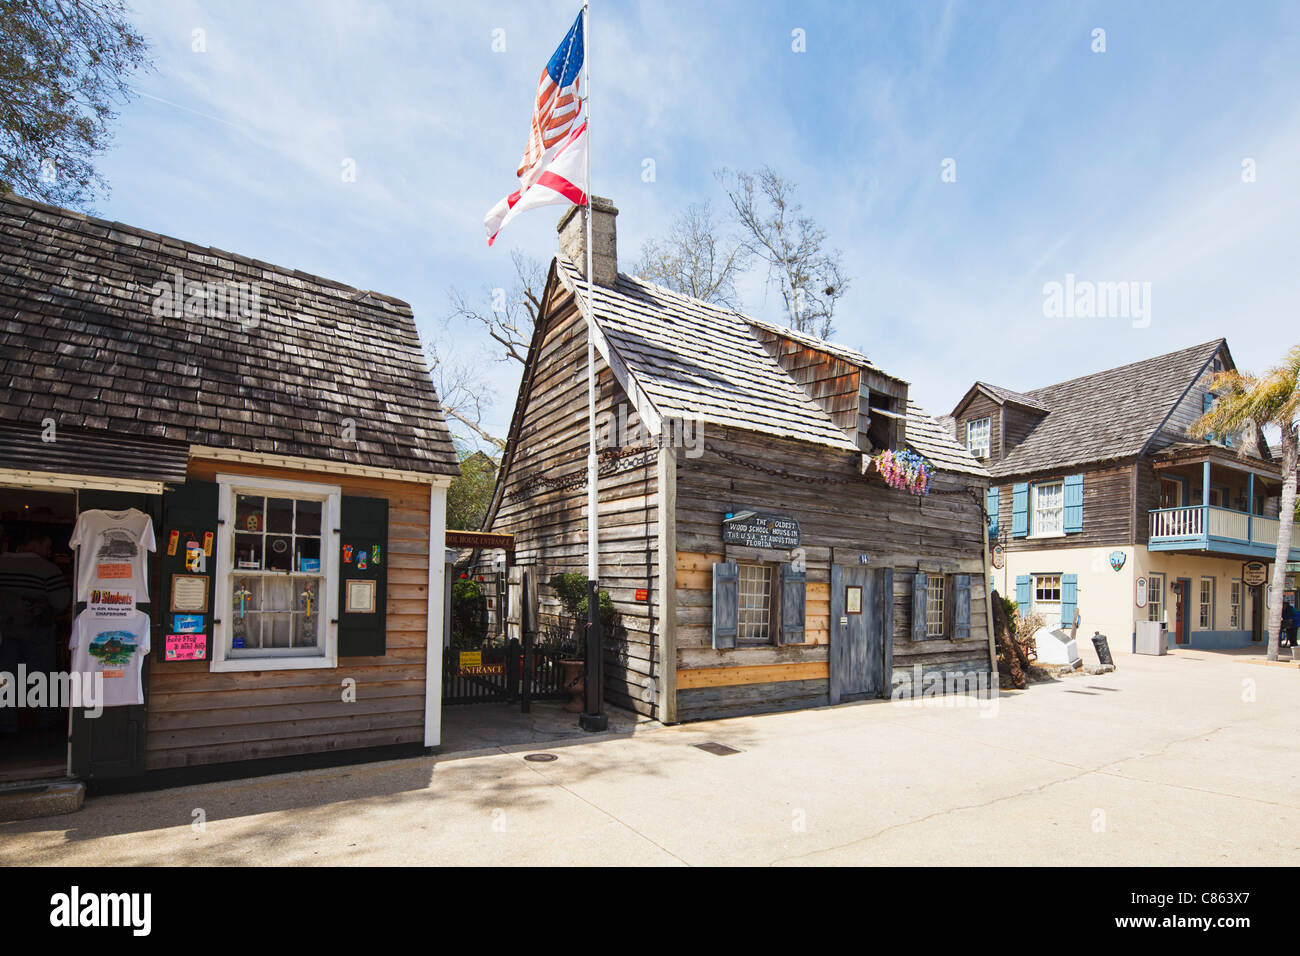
[829,565,894,704]
[1173,578,1190,645]
[1160,478,1182,508]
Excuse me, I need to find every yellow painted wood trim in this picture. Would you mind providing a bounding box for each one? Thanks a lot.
[676,661,829,689]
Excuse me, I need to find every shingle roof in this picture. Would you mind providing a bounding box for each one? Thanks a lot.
[972,381,1049,413]
[0,193,457,475]
[556,260,986,476]
[988,339,1225,477]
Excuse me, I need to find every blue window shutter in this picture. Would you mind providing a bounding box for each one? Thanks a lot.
[986,487,999,538]
[911,572,928,642]
[1063,474,1084,533]
[953,574,971,640]
[1203,393,1216,442]
[1011,483,1029,537]
[712,561,739,649]
[778,563,806,645]
[1061,573,1078,630]
[1015,574,1031,607]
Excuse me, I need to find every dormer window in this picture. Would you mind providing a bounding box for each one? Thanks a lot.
[966,417,991,459]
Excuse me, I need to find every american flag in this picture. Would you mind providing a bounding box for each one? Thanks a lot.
[484,9,589,246]
[517,10,585,179]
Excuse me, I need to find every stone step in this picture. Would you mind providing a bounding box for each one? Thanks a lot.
[0,778,84,821]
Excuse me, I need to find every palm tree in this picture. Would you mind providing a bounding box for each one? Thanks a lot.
[1192,345,1300,661]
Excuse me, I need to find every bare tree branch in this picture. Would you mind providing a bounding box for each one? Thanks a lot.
[447,249,545,366]
[426,344,506,450]
[634,201,750,309]
[716,166,849,339]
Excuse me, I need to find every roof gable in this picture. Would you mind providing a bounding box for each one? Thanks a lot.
[0,193,457,475]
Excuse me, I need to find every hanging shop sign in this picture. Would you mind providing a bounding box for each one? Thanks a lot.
[1242,561,1268,588]
[721,509,800,549]
[991,544,1006,570]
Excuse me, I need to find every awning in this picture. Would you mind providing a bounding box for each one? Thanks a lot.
[0,422,190,493]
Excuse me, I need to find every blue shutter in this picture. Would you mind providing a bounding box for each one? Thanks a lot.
[1015,574,1031,608]
[1011,483,1029,538]
[1063,474,1084,534]
[986,487,999,539]
[712,562,739,649]
[1061,573,1078,630]
[1203,393,1216,442]
[911,572,928,642]
[778,563,806,645]
[952,574,971,640]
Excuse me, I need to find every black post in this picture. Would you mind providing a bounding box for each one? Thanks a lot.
[521,569,535,714]
[579,579,608,731]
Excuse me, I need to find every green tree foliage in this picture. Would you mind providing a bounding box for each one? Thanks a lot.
[0,0,150,209]
[446,448,498,531]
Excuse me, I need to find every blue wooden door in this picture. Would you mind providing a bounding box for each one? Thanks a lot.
[829,565,894,703]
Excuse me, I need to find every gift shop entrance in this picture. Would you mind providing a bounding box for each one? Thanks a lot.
[0,488,77,782]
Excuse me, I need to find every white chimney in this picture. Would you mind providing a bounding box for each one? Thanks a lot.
[557,197,618,287]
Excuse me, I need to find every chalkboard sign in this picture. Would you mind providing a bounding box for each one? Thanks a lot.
[721,510,800,549]
[1092,634,1114,666]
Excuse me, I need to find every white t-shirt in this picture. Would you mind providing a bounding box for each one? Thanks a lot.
[69,608,151,708]
[69,508,156,602]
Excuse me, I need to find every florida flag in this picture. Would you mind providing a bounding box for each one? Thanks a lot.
[484,10,588,246]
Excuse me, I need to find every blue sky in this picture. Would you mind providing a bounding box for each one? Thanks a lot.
[93,0,1300,446]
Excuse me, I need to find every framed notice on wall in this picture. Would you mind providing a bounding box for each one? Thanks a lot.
[346,579,376,614]
[846,585,863,615]
[170,574,210,613]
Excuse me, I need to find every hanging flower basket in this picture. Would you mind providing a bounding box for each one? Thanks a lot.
[870,448,932,496]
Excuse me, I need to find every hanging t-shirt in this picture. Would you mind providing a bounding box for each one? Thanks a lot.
[69,508,156,602]
[69,607,151,708]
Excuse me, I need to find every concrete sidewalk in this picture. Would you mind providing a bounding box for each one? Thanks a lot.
[1,649,1297,866]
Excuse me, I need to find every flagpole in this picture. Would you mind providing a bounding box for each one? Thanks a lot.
[579,0,607,732]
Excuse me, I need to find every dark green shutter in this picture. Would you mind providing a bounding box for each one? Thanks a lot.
[953,574,971,640]
[161,480,219,656]
[338,495,388,657]
[712,561,738,649]
[779,563,806,644]
[911,571,928,642]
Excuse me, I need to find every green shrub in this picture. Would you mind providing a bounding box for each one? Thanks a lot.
[450,576,487,647]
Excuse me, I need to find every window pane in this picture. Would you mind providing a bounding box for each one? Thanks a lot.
[737,564,772,642]
[234,533,263,569]
[296,500,322,536]
[236,494,264,533]
[295,536,321,571]
[926,575,945,637]
[266,534,293,571]
[266,497,294,533]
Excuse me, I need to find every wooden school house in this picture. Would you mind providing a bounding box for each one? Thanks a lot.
[484,198,996,722]
[0,193,457,785]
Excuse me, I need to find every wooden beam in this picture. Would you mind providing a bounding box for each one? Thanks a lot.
[657,444,678,722]
[676,661,829,689]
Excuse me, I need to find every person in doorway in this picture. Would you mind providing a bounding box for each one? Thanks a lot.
[0,532,73,733]
[1281,600,1299,649]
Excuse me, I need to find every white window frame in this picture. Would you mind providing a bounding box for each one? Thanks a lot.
[1031,481,1065,537]
[966,418,991,459]
[1033,573,1063,627]
[1198,576,1215,630]
[1229,579,1242,629]
[1147,573,1165,623]
[926,573,947,638]
[212,474,341,672]
[736,562,774,644]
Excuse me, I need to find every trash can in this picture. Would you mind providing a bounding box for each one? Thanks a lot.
[1135,621,1166,656]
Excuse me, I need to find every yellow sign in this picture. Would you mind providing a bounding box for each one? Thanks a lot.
[459,651,482,668]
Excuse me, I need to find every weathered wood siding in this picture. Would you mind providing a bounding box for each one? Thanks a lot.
[489,293,660,717]
[673,426,991,721]
[997,462,1136,550]
[147,459,431,770]
[753,329,861,437]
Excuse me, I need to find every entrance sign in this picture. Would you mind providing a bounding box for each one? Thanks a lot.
[722,509,800,549]
[1243,561,1268,587]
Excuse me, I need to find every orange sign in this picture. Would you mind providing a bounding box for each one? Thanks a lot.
[96,563,131,580]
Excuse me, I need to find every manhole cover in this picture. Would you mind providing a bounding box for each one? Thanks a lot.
[694,742,741,756]
[524,753,558,762]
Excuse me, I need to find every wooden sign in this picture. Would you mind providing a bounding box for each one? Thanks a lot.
[1135,576,1148,609]
[1243,561,1268,588]
[722,510,800,549]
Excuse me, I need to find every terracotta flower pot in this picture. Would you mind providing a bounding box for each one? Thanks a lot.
[560,660,585,713]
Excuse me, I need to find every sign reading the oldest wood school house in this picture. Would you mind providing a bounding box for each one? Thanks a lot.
[0,193,457,785]
[485,198,996,723]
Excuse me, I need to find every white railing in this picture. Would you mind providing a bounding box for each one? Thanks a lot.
[1253,514,1280,546]
[1208,506,1249,541]
[1150,505,1204,539]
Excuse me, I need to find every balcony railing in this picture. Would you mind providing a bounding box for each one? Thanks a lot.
[1149,505,1300,559]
